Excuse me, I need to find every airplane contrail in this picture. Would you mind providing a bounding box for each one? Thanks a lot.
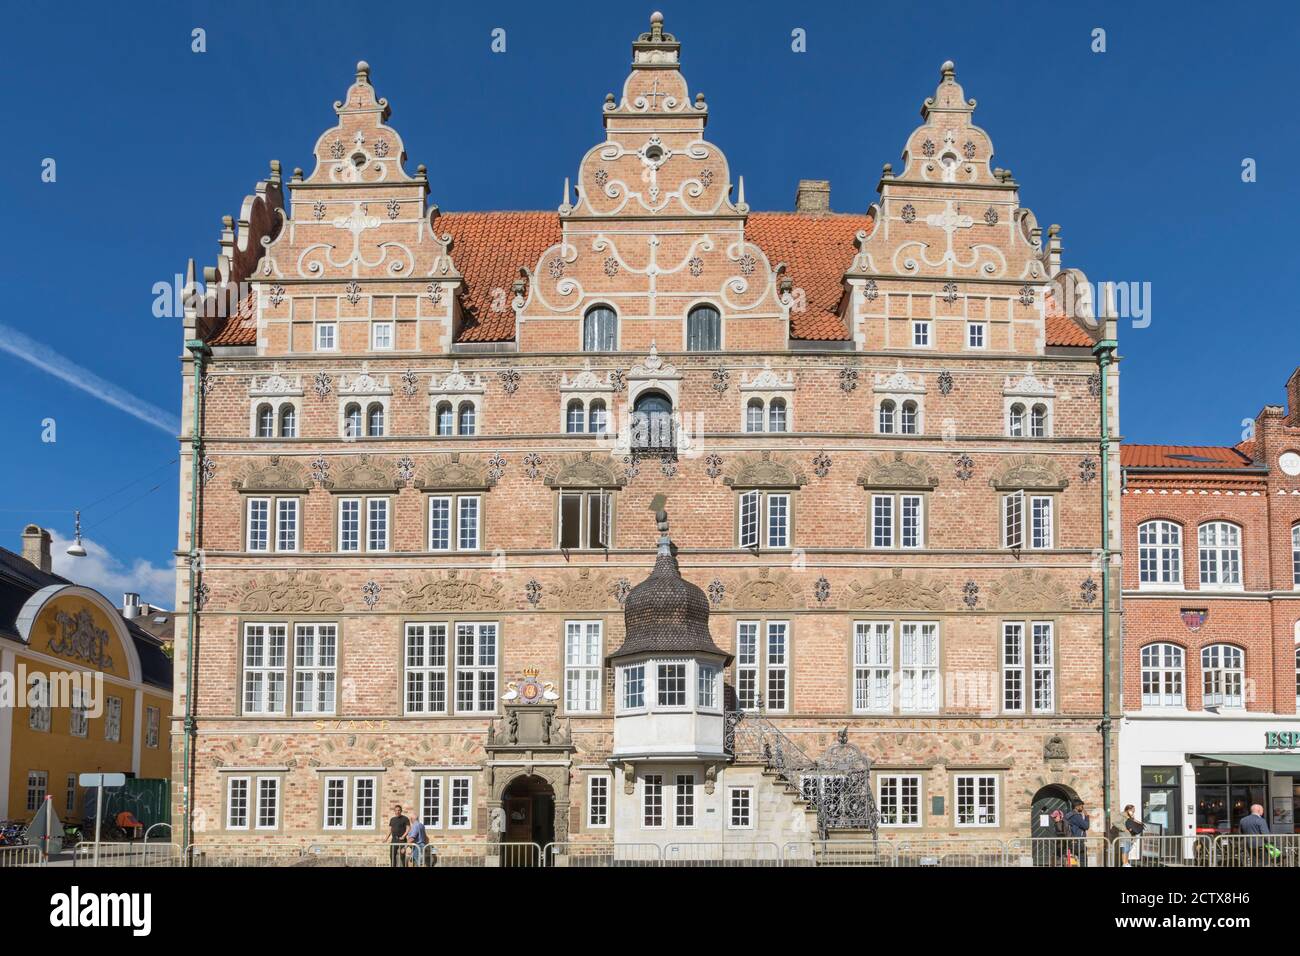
[0,323,180,435]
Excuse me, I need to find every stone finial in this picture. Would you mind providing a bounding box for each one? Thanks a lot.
[941,59,956,79]
[650,11,664,36]
[356,60,370,79]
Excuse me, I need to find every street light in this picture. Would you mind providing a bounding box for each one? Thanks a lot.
[65,509,86,557]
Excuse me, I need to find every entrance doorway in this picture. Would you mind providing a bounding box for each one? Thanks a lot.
[1029,784,1078,866]
[501,775,555,850]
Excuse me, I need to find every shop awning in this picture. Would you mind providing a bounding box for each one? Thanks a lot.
[1192,753,1300,773]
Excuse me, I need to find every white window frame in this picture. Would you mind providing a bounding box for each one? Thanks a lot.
[26,771,47,813]
[425,493,483,553]
[642,774,664,829]
[315,321,338,352]
[69,688,88,738]
[1002,492,1054,550]
[728,786,754,829]
[876,773,922,828]
[226,776,250,830]
[587,775,610,829]
[674,773,696,829]
[619,663,646,713]
[655,660,689,710]
[449,776,473,829]
[1002,621,1055,714]
[371,320,394,351]
[256,777,280,830]
[353,776,377,831]
[954,774,999,828]
[871,493,924,549]
[405,623,449,715]
[1198,522,1242,589]
[898,622,939,713]
[27,674,50,732]
[1140,642,1185,709]
[966,321,986,349]
[420,777,443,829]
[735,620,790,713]
[293,623,337,716]
[697,663,720,713]
[564,620,603,714]
[853,622,893,714]
[737,490,791,550]
[1201,644,1245,710]
[558,490,613,551]
[454,623,498,714]
[242,623,288,715]
[324,776,347,830]
[911,320,931,348]
[1138,520,1183,588]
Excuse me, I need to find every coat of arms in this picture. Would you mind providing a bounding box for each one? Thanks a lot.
[1180,608,1208,632]
[502,668,558,703]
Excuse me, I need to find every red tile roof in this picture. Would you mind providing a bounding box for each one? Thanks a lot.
[1045,314,1094,348]
[1120,445,1256,470]
[206,291,258,346]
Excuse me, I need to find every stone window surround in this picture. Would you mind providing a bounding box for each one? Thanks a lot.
[846,619,941,715]
[220,770,286,833]
[734,618,792,714]
[428,362,484,437]
[1003,366,1055,439]
[873,364,926,435]
[337,368,392,439]
[998,618,1059,716]
[875,772,925,828]
[236,618,341,718]
[738,359,795,432]
[332,493,393,553]
[249,372,304,439]
[398,617,500,717]
[735,488,795,551]
[319,770,384,832]
[952,772,1002,828]
[243,494,302,553]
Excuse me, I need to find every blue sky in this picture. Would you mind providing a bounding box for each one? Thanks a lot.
[2,0,1297,606]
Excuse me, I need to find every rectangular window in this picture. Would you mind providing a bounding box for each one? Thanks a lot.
[967,322,986,349]
[367,498,389,552]
[339,498,361,552]
[643,774,664,828]
[247,498,270,552]
[405,623,449,715]
[145,706,160,748]
[1003,492,1023,549]
[226,777,249,830]
[324,777,346,829]
[871,494,893,549]
[428,496,451,551]
[587,775,610,828]
[565,621,602,714]
[656,662,687,708]
[1032,622,1055,713]
[26,771,47,813]
[854,622,893,713]
[449,777,472,829]
[877,774,921,827]
[736,621,789,712]
[315,322,337,351]
[674,774,696,828]
[728,787,753,829]
[739,490,760,548]
[70,689,88,737]
[901,495,923,549]
[243,623,288,715]
[766,493,790,548]
[256,778,280,830]
[622,664,645,710]
[371,321,394,350]
[766,622,789,712]
[1002,622,1025,713]
[421,777,443,829]
[276,498,299,552]
[294,623,337,715]
[455,623,498,713]
[955,775,998,827]
[912,320,931,347]
[871,494,925,549]
[65,775,77,815]
[737,622,759,710]
[738,491,792,549]
[104,696,122,742]
[1030,496,1053,549]
[899,622,939,713]
[458,496,480,551]
[353,777,376,830]
[558,491,612,550]
[697,664,718,711]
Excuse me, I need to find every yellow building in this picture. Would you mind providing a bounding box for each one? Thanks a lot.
[0,526,172,823]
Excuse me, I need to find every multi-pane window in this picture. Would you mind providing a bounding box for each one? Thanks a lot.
[405,623,448,714]
[248,497,300,552]
[566,399,585,434]
[279,404,297,439]
[145,705,160,748]
[656,662,687,708]
[104,696,122,742]
[954,775,998,827]
[588,400,608,434]
[686,304,721,351]
[427,494,481,551]
[1198,522,1242,587]
[738,490,791,549]
[1138,520,1183,586]
[324,777,347,829]
[367,499,389,550]
[697,664,718,711]
[454,623,498,713]
[899,622,939,713]
[583,305,617,351]
[768,399,787,432]
[277,499,299,551]
[449,777,472,829]
[69,689,88,738]
[878,400,896,434]
[853,622,893,713]
[337,496,389,552]
[587,775,610,828]
[256,778,280,829]
[1201,644,1245,709]
[674,774,696,827]
[736,621,790,712]
[728,787,753,828]
[420,777,443,829]
[1008,403,1026,437]
[900,401,918,435]
[338,498,360,552]
[744,398,789,433]
[1002,621,1054,714]
[243,624,288,714]
[366,402,385,437]
[323,776,377,830]
[1029,404,1049,438]
[315,322,337,351]
[621,664,646,710]
[967,322,986,349]
[745,399,765,433]
[564,621,602,713]
[26,771,47,813]
[912,320,931,347]
[870,493,924,549]
[256,404,275,438]
[643,774,664,828]
[1140,643,1184,708]
[27,675,50,732]
[877,774,921,827]
[558,490,612,550]
[1293,525,1300,587]
[371,321,394,350]
[457,402,476,436]
[226,777,250,829]
[1002,492,1052,549]
[294,624,337,715]
[435,402,455,436]
[247,498,270,551]
[66,775,77,815]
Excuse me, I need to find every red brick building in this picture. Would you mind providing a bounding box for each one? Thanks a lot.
[172,14,1118,855]
[1119,370,1300,842]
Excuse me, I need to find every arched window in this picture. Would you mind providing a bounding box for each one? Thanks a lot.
[686,305,721,351]
[1201,644,1244,709]
[457,402,476,436]
[632,392,674,451]
[768,399,787,433]
[435,402,454,437]
[256,404,275,438]
[589,399,608,435]
[1140,643,1184,708]
[1198,522,1241,587]
[566,399,586,434]
[1008,403,1026,437]
[583,305,617,352]
[900,401,918,435]
[343,403,363,439]
[1138,520,1182,586]
[745,399,765,433]
[279,404,297,439]
[1292,524,1300,587]
[878,400,896,435]
[1030,404,1048,438]
[366,403,385,438]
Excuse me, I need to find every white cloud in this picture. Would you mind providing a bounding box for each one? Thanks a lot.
[48,529,175,611]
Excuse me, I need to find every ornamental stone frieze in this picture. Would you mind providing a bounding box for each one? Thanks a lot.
[713,568,804,611]
[722,451,807,489]
[235,571,346,614]
[321,453,405,493]
[542,451,625,489]
[845,569,949,612]
[398,571,506,612]
[230,456,312,493]
[413,453,497,491]
[986,569,1070,612]
[857,452,939,490]
[989,455,1069,491]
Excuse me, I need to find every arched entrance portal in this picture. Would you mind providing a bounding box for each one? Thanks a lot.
[1030,784,1080,866]
[501,775,556,849]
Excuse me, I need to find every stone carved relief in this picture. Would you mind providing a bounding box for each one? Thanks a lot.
[721,569,803,610]
[322,454,403,492]
[231,456,311,492]
[543,451,624,489]
[722,451,807,489]
[552,569,611,610]
[857,452,939,490]
[845,569,948,611]
[987,569,1070,611]
[236,572,346,613]
[398,571,505,612]
[989,455,1068,491]
[414,454,496,491]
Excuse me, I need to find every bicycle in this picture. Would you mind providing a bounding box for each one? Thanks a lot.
[0,822,29,847]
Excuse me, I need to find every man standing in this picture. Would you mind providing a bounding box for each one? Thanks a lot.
[1239,803,1271,866]
[1065,800,1091,867]
[407,814,428,868]
[387,804,411,867]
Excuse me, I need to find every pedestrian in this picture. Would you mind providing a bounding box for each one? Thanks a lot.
[387,804,410,867]
[1065,800,1091,867]
[1049,808,1069,866]
[1121,804,1145,867]
[1239,803,1271,866]
[407,814,428,868]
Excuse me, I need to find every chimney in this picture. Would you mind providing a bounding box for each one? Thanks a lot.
[21,524,52,574]
[794,179,831,214]
[123,593,142,619]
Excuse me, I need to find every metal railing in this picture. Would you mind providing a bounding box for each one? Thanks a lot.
[188,841,543,868]
[74,842,182,867]
[0,844,44,867]
[661,841,782,866]
[1212,834,1300,867]
[543,842,662,867]
[1012,837,1109,868]
[1113,834,1214,867]
[898,837,1012,867]
[784,840,896,867]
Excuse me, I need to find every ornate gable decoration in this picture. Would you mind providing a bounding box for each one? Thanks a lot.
[322,454,403,493]
[846,569,948,611]
[739,360,794,393]
[414,454,496,491]
[989,455,1068,491]
[399,571,505,612]
[987,569,1069,612]
[1003,364,1055,398]
[231,456,311,493]
[873,363,926,395]
[543,452,624,489]
[560,360,615,395]
[552,569,611,610]
[428,361,484,397]
[339,366,392,396]
[249,370,303,397]
[723,451,807,489]
[719,569,803,611]
[857,452,939,490]
[304,61,415,188]
[237,572,345,613]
